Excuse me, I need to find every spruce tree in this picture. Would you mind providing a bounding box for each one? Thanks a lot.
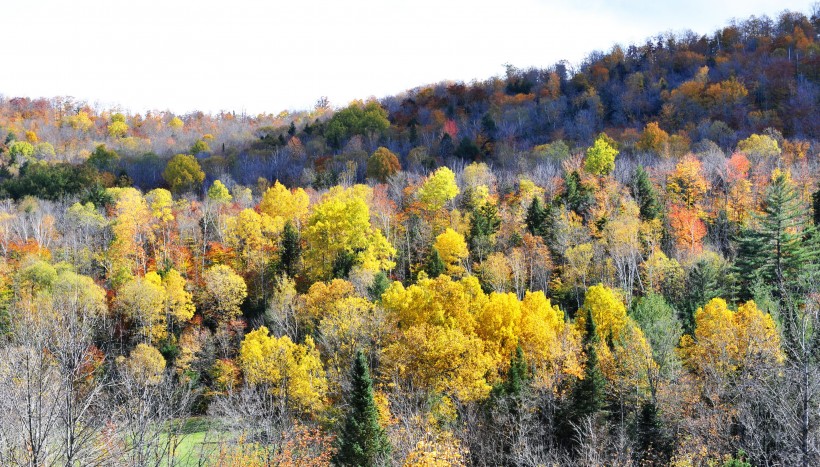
[525,196,547,237]
[425,247,445,278]
[367,271,390,301]
[734,170,818,300]
[635,401,673,465]
[335,350,390,467]
[279,220,301,277]
[632,165,660,221]
[571,310,606,421]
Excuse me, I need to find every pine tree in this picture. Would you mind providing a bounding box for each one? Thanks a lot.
[335,351,391,467]
[425,247,446,278]
[635,401,673,465]
[734,170,818,300]
[525,196,547,237]
[632,165,660,220]
[279,220,301,277]
[563,170,593,217]
[493,345,528,399]
[571,309,606,420]
[368,271,390,301]
[469,202,501,262]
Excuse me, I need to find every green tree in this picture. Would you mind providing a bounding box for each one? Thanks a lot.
[734,169,818,300]
[469,201,501,262]
[325,101,390,148]
[163,154,205,194]
[279,220,301,277]
[632,165,660,220]
[584,135,618,176]
[87,144,120,173]
[334,350,390,467]
[424,247,445,278]
[569,308,606,424]
[525,196,547,237]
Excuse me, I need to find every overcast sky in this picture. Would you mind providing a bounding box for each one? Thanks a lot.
[2,0,810,115]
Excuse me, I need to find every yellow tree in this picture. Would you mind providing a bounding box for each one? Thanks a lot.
[417,167,459,212]
[107,187,153,286]
[433,228,469,277]
[118,272,167,343]
[381,275,494,401]
[258,181,310,230]
[203,264,247,325]
[162,268,195,326]
[303,185,395,281]
[239,326,328,412]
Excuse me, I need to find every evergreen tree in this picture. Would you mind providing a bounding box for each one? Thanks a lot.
[681,258,723,334]
[334,350,391,467]
[525,196,547,237]
[368,271,390,301]
[469,202,501,262]
[812,187,820,227]
[279,220,301,277]
[571,310,606,420]
[563,170,593,217]
[425,247,445,278]
[632,165,660,220]
[734,170,818,300]
[635,401,673,465]
[492,345,528,399]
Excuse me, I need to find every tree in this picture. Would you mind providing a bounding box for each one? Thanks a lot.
[239,326,328,413]
[334,350,390,466]
[636,122,669,155]
[279,220,301,277]
[207,179,232,203]
[325,100,390,148]
[107,120,129,138]
[632,165,660,220]
[366,147,401,182]
[190,139,211,155]
[163,154,204,194]
[8,141,34,164]
[433,228,469,276]
[469,201,501,263]
[87,144,120,173]
[417,167,459,211]
[525,196,547,237]
[203,264,248,325]
[567,306,606,432]
[425,246,446,278]
[734,169,818,300]
[303,185,395,281]
[584,135,618,176]
[737,133,780,158]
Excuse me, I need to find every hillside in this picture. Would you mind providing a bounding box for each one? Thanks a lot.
[0,7,818,467]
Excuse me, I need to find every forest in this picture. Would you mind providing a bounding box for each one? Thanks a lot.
[0,6,819,467]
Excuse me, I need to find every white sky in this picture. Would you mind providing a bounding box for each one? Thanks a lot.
[1,0,810,115]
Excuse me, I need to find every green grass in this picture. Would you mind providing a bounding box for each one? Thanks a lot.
[166,417,227,466]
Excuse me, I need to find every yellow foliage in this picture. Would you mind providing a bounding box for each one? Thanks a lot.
[433,228,468,277]
[162,268,195,324]
[123,343,166,385]
[679,298,783,378]
[258,181,310,227]
[239,326,328,412]
[417,167,459,211]
[118,272,167,343]
[203,264,247,323]
[304,185,395,280]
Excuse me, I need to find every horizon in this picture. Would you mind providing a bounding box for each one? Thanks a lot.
[3,0,811,115]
